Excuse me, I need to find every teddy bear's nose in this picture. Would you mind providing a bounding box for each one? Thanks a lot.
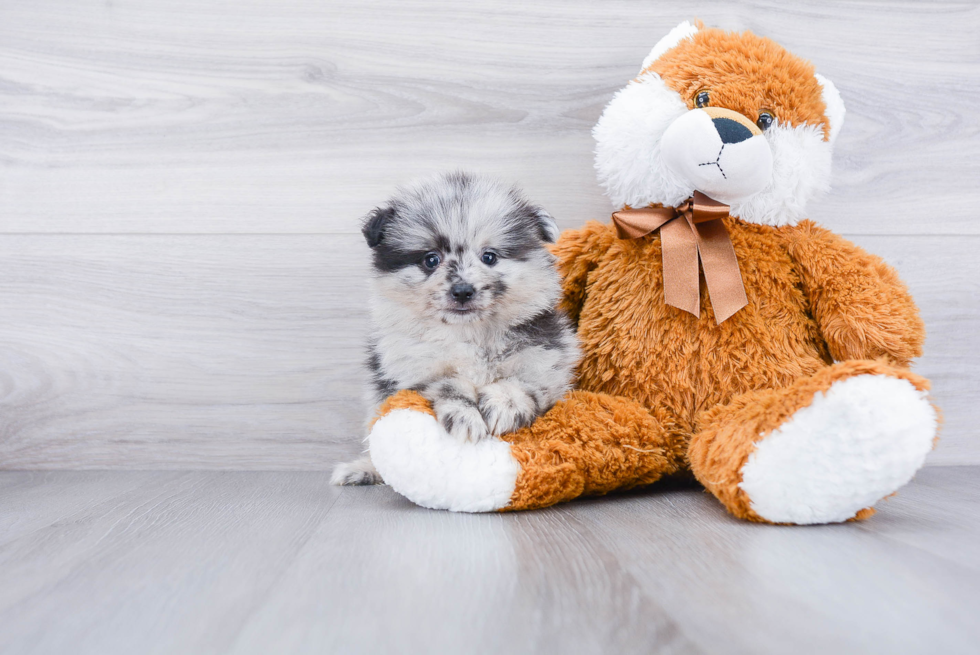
[713,117,754,144]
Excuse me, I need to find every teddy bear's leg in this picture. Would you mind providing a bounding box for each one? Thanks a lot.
[688,360,939,525]
[369,389,683,512]
[502,390,685,511]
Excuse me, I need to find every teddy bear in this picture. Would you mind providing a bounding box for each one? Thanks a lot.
[364,21,939,524]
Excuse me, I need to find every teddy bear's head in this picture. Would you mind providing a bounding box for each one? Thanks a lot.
[594,21,845,226]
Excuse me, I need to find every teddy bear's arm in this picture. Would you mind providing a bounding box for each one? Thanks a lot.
[786,221,925,367]
[549,221,614,326]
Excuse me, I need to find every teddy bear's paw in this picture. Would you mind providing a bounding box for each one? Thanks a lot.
[368,408,520,512]
[478,381,537,436]
[738,374,938,525]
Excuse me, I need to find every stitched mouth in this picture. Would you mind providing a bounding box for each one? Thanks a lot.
[698,144,727,179]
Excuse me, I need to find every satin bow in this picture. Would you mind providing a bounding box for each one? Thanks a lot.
[611,191,748,323]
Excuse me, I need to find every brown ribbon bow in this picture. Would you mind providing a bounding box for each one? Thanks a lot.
[611,191,748,323]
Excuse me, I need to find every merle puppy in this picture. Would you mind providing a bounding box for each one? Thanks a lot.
[331,172,579,486]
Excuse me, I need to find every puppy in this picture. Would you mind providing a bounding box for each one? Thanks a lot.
[331,172,579,486]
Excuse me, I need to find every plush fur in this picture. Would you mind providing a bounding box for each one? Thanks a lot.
[333,172,579,486]
[736,373,937,524]
[365,24,939,523]
[595,21,842,225]
[373,387,676,511]
[370,406,520,512]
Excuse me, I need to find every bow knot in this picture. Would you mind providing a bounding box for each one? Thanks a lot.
[611,191,748,323]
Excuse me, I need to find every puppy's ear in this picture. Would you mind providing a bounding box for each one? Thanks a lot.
[534,207,560,243]
[362,205,396,248]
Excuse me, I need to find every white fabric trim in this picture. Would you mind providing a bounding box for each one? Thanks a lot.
[660,109,773,205]
[369,409,520,512]
[726,121,833,226]
[641,20,699,72]
[815,73,846,145]
[593,73,692,211]
[739,374,937,525]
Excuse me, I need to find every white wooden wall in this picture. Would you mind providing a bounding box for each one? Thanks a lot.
[1,0,977,469]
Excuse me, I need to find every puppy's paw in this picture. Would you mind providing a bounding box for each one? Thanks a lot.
[438,403,491,442]
[331,456,384,486]
[479,381,537,436]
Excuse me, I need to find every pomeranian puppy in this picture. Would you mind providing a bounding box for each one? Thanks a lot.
[331,172,579,485]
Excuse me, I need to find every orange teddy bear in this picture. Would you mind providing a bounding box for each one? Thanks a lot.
[366,22,939,524]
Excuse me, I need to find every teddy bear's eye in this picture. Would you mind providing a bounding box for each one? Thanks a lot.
[695,90,710,108]
[757,112,774,131]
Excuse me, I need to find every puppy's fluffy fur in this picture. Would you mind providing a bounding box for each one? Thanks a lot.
[332,172,579,486]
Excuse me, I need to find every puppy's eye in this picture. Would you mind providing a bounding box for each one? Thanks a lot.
[481,251,498,266]
[423,252,441,269]
[757,112,774,131]
[695,90,710,108]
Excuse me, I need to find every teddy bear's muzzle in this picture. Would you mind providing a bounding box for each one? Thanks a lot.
[661,107,774,205]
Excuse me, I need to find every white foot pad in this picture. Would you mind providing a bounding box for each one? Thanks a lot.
[369,409,520,513]
[739,374,937,525]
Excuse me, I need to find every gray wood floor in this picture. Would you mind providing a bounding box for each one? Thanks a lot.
[0,467,977,655]
[2,0,979,468]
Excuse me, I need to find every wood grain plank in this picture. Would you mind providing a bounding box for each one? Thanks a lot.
[0,0,977,235]
[569,473,980,655]
[0,471,342,655]
[851,234,980,466]
[0,470,184,547]
[0,233,975,468]
[855,465,980,572]
[0,235,373,469]
[0,469,975,654]
[233,486,697,655]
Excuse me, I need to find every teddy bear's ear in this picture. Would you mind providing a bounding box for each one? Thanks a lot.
[815,73,846,145]
[640,20,700,73]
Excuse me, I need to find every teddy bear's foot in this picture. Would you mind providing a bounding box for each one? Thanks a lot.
[369,389,679,512]
[690,361,938,525]
[368,390,521,512]
[740,373,936,524]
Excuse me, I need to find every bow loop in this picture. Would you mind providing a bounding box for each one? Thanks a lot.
[689,191,730,224]
[611,193,748,323]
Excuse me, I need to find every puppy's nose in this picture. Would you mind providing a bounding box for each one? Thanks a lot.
[713,117,753,144]
[450,283,476,304]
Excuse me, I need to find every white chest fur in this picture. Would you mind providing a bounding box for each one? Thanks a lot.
[373,317,512,390]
